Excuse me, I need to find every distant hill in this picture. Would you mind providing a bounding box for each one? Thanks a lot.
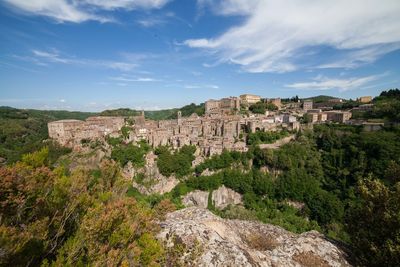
[0,106,95,120]
[99,103,205,121]
[100,108,140,117]
[0,106,95,164]
[303,95,340,103]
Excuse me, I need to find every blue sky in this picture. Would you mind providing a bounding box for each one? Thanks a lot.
[1,0,400,111]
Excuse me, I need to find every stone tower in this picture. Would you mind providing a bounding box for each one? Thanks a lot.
[177,111,182,125]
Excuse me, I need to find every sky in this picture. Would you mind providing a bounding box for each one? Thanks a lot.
[1,0,400,111]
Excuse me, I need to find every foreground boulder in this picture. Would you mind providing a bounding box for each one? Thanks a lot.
[158,207,351,267]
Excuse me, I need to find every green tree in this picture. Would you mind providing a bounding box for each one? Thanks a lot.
[347,178,400,267]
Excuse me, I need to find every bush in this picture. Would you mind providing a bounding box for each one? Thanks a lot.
[111,142,149,167]
[156,145,196,177]
[247,130,289,145]
[346,179,400,267]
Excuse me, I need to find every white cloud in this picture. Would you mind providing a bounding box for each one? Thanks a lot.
[30,49,137,71]
[32,49,71,63]
[317,43,400,69]
[4,0,171,23]
[137,17,166,27]
[110,76,159,82]
[106,62,137,72]
[187,0,400,73]
[285,73,386,92]
[184,84,219,89]
[83,0,171,10]
[4,0,108,23]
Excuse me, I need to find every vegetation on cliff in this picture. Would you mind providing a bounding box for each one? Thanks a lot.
[155,145,196,177]
[249,101,278,114]
[0,147,174,266]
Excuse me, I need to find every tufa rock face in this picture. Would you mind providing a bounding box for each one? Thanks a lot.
[158,207,352,267]
[211,185,242,209]
[182,190,209,208]
[123,152,179,195]
[182,186,243,210]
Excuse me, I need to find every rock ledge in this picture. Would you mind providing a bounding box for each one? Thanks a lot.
[158,207,351,267]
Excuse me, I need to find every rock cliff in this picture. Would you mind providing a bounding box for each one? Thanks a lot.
[158,207,351,267]
[182,186,243,209]
[182,190,209,208]
[212,185,242,209]
[123,152,179,195]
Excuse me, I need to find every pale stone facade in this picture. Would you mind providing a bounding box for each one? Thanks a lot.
[239,94,261,106]
[205,97,240,115]
[303,100,313,111]
[357,96,372,103]
[48,116,124,146]
[267,98,282,109]
[306,109,351,123]
[326,111,352,123]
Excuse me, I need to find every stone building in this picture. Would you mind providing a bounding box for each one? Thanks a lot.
[239,94,261,106]
[284,102,302,109]
[48,116,124,147]
[326,111,352,123]
[267,98,282,109]
[328,98,343,103]
[205,99,220,114]
[357,96,372,103]
[303,100,313,111]
[205,97,240,115]
[306,109,327,123]
[306,113,319,123]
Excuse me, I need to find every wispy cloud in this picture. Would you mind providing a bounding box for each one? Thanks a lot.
[285,73,386,92]
[137,17,166,27]
[32,49,70,63]
[186,0,400,73]
[184,84,219,89]
[110,76,160,82]
[4,0,172,23]
[23,49,137,71]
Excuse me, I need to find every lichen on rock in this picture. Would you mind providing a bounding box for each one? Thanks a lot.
[158,207,352,267]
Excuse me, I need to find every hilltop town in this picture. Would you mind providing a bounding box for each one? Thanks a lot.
[48,94,375,154]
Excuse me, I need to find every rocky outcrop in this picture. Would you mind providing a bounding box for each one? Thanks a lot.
[158,207,352,267]
[182,190,209,208]
[211,185,242,209]
[182,186,243,210]
[67,148,107,171]
[285,200,306,211]
[200,168,217,176]
[124,152,179,195]
[259,134,296,150]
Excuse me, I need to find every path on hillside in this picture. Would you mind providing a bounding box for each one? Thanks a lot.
[258,134,296,149]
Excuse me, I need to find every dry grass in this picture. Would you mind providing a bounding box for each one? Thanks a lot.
[242,233,279,251]
[293,251,330,267]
